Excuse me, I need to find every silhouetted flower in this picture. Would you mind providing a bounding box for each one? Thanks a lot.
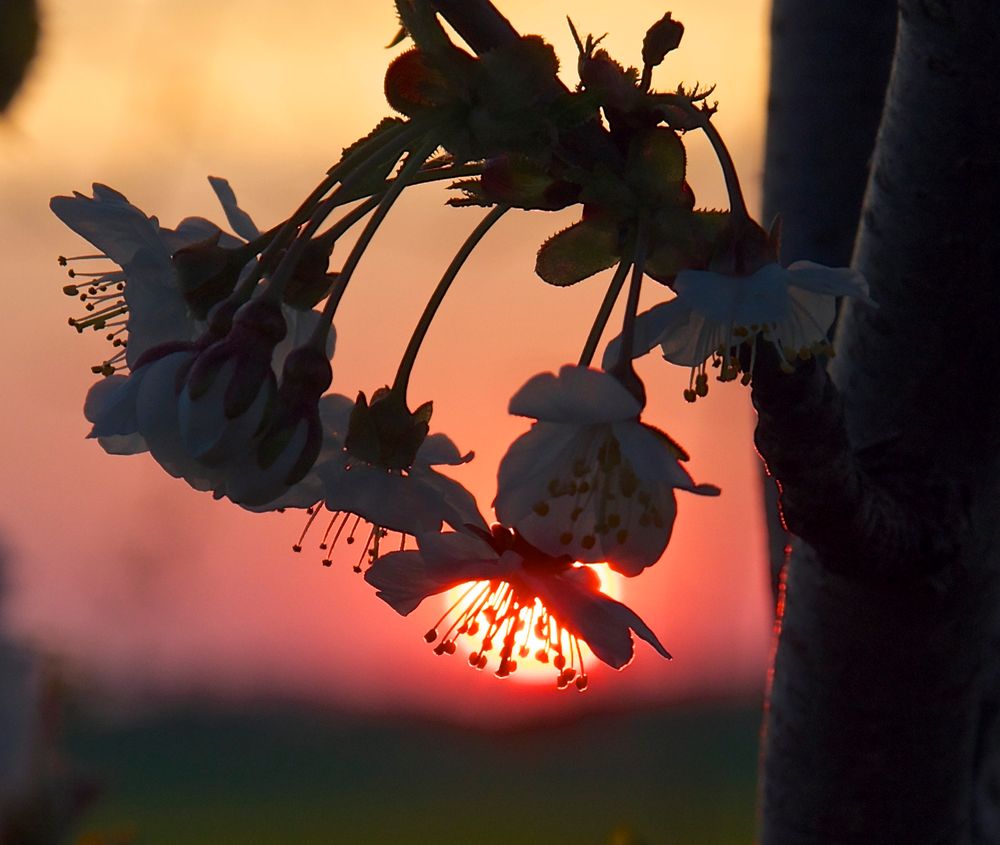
[494,365,718,576]
[289,394,485,570]
[605,261,870,400]
[366,524,671,688]
[62,181,337,504]
[52,180,253,372]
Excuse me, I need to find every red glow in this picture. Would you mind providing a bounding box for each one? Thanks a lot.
[437,563,623,688]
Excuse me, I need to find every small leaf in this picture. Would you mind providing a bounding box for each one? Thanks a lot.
[536,219,620,286]
[645,209,730,283]
[627,128,687,205]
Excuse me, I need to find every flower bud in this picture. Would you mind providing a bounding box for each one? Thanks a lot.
[172,231,249,320]
[178,298,286,464]
[224,346,332,506]
[385,48,465,117]
[281,238,338,310]
[642,13,684,70]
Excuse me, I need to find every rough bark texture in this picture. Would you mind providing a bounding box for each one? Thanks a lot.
[759,0,897,595]
[757,1,1000,842]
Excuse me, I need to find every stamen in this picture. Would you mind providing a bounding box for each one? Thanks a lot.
[59,254,104,265]
[291,507,406,571]
[291,506,321,552]
[429,580,592,690]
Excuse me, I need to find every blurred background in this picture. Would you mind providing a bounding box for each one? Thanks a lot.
[0,0,773,841]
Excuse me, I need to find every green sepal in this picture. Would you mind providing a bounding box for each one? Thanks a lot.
[535,219,620,286]
[283,271,337,311]
[454,156,580,211]
[334,117,407,173]
[344,388,432,472]
[344,392,380,466]
[281,238,337,310]
[579,49,643,114]
[446,178,495,208]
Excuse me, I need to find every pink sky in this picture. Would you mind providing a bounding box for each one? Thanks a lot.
[0,0,773,725]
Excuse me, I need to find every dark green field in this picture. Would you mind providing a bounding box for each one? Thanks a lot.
[64,699,760,844]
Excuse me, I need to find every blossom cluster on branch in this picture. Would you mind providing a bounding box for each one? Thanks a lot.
[51,0,868,690]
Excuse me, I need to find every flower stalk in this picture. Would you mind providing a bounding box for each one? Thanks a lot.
[392,204,508,396]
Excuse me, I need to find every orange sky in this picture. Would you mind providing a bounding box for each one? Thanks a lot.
[0,0,773,724]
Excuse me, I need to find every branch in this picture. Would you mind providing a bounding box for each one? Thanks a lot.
[758,0,897,596]
[750,343,960,581]
[427,0,519,52]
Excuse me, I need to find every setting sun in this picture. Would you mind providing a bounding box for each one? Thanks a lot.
[437,563,624,689]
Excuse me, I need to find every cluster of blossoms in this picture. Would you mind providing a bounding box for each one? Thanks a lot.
[53,0,868,690]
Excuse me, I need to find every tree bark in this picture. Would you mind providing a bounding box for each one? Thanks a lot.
[757,1,1000,842]
[759,0,896,596]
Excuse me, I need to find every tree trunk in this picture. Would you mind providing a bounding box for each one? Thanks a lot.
[757,1,1000,841]
[758,0,896,597]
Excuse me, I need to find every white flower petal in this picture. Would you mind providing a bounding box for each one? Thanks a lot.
[240,471,324,513]
[208,176,261,242]
[414,468,489,533]
[787,260,872,302]
[655,303,725,368]
[85,374,140,434]
[317,393,355,440]
[365,546,502,616]
[177,358,273,465]
[136,352,226,492]
[509,365,640,423]
[223,418,309,507]
[50,185,171,268]
[161,217,227,251]
[319,463,449,535]
[416,529,499,568]
[123,279,200,367]
[494,423,588,524]
[414,433,472,467]
[275,309,335,374]
[529,573,670,668]
[602,300,675,369]
[778,286,838,358]
[613,422,696,488]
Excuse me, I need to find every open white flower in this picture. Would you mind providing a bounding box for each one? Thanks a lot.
[55,179,255,455]
[494,365,719,577]
[289,394,486,570]
[365,524,672,689]
[51,180,252,372]
[604,261,871,400]
[60,180,336,505]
